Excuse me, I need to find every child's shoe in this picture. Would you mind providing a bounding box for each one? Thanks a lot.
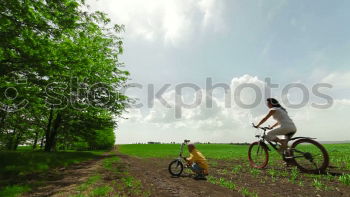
[194,174,207,180]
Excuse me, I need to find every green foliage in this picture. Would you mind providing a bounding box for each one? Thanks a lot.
[88,128,115,150]
[70,139,90,151]
[289,167,299,183]
[78,175,102,191]
[0,0,129,151]
[249,168,260,177]
[209,160,218,167]
[217,169,228,175]
[232,165,243,174]
[90,185,113,197]
[100,155,150,197]
[240,187,258,197]
[0,185,30,197]
[207,176,236,190]
[103,156,120,170]
[312,178,326,190]
[338,174,350,185]
[208,176,258,197]
[324,144,350,170]
[298,180,304,186]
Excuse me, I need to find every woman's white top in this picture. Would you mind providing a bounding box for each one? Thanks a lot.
[270,107,296,129]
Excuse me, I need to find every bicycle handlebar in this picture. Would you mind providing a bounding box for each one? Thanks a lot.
[251,123,271,131]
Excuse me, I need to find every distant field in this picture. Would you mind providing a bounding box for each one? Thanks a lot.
[119,143,350,170]
[119,144,247,159]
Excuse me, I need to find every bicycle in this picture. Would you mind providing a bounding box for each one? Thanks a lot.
[248,124,329,174]
[168,139,190,176]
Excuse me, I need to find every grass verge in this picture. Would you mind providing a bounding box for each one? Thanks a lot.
[0,150,106,196]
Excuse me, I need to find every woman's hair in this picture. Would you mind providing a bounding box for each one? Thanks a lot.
[266,98,287,112]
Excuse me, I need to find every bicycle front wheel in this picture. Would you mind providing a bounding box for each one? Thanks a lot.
[290,138,329,173]
[248,141,269,169]
[168,159,184,176]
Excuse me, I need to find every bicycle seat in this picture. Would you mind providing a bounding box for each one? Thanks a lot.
[285,132,295,140]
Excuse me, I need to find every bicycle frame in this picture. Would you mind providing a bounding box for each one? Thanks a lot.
[255,127,317,160]
[256,131,279,152]
[179,140,188,157]
[176,140,190,161]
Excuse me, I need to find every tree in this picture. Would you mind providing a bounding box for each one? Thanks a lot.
[0,0,129,151]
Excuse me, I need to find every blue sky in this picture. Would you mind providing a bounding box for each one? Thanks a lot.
[116,0,350,83]
[87,0,350,143]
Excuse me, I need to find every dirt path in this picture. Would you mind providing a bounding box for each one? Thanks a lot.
[209,159,350,197]
[25,153,241,197]
[119,154,350,197]
[24,154,113,197]
[117,153,241,197]
[24,152,350,197]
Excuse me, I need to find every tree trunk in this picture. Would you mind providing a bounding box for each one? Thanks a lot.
[6,128,16,150]
[33,130,39,150]
[51,112,62,151]
[13,134,21,150]
[0,111,7,133]
[44,109,54,152]
[45,110,62,152]
[40,135,45,149]
[5,132,14,150]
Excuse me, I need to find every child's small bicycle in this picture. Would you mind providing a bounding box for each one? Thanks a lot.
[168,139,190,176]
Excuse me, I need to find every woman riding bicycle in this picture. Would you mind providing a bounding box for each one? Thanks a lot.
[253,98,297,152]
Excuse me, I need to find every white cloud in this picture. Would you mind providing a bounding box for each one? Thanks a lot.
[198,0,227,32]
[292,99,350,140]
[140,75,267,130]
[144,90,177,124]
[117,74,350,143]
[86,0,227,45]
[321,71,350,89]
[119,108,143,123]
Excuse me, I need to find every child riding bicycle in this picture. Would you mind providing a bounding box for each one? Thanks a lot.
[184,144,209,180]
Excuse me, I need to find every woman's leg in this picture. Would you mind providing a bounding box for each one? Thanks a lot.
[266,127,295,150]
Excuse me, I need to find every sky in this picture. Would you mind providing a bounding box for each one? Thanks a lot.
[86,0,350,144]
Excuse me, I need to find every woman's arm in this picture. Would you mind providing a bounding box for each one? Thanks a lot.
[255,110,275,127]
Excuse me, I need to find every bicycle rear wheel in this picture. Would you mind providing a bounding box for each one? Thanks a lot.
[248,141,269,169]
[290,138,329,173]
[168,159,184,176]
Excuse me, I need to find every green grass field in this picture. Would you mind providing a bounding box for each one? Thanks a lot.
[1,143,349,197]
[118,143,350,196]
[119,143,350,170]
[119,144,248,159]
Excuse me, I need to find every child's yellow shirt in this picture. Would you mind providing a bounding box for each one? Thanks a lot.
[187,149,209,170]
